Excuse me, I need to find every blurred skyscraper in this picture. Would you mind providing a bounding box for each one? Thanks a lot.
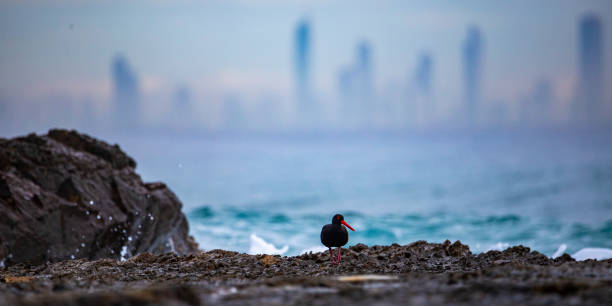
[412,52,434,125]
[337,67,354,107]
[337,41,375,127]
[173,86,191,110]
[356,41,373,102]
[171,85,194,128]
[294,20,312,118]
[111,55,140,128]
[462,26,483,125]
[519,79,553,126]
[414,53,432,97]
[576,14,604,123]
[223,95,246,130]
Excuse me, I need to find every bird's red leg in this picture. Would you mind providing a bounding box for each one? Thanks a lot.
[329,247,335,264]
[337,247,341,263]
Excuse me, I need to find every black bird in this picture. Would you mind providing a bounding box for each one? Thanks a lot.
[320,214,355,264]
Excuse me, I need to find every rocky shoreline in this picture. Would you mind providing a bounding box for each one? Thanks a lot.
[1,241,611,305]
[1,130,611,305]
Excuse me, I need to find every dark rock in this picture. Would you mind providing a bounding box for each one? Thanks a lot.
[446,240,471,257]
[554,253,576,263]
[0,129,198,266]
[47,129,136,169]
[0,178,11,198]
[350,243,368,252]
[1,242,611,306]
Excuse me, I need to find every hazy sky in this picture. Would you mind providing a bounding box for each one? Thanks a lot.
[1,0,611,125]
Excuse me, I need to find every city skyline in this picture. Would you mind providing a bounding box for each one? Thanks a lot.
[1,1,611,134]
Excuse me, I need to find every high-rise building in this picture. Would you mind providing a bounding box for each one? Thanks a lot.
[171,85,193,127]
[337,67,355,104]
[336,41,375,127]
[356,41,373,101]
[576,13,604,122]
[412,52,434,126]
[520,79,553,125]
[414,53,432,97]
[173,86,191,111]
[462,26,483,124]
[294,20,311,109]
[111,54,139,127]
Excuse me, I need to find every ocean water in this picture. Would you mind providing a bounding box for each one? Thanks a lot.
[117,130,612,257]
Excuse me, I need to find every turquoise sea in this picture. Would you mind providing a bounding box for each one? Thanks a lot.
[117,130,612,257]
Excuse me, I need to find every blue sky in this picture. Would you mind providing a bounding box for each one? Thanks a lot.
[1,0,611,129]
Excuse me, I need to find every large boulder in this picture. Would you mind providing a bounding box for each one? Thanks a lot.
[0,129,198,266]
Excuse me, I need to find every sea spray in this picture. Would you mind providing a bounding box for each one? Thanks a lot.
[552,244,567,258]
[248,233,288,255]
[572,248,612,261]
[189,206,612,257]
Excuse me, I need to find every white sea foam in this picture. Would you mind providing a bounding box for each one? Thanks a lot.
[248,233,288,255]
[120,245,129,261]
[487,242,510,251]
[390,228,403,239]
[572,248,612,261]
[552,244,567,258]
[300,246,328,254]
[167,237,176,253]
[551,244,612,261]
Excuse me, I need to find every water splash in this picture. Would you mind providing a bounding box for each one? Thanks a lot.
[189,206,612,257]
[167,237,176,253]
[487,242,510,251]
[572,248,612,261]
[300,246,327,254]
[552,244,567,258]
[120,245,130,261]
[248,233,288,255]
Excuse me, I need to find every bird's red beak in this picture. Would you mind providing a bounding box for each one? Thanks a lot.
[341,220,355,231]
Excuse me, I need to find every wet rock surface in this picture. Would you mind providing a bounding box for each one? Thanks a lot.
[0,130,198,265]
[1,241,610,305]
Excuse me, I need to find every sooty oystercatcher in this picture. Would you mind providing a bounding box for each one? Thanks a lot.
[320,214,355,264]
